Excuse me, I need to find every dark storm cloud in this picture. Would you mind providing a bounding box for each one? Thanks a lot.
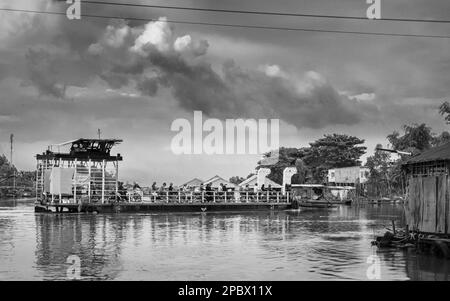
[25,49,66,98]
[80,19,376,128]
[1,0,448,130]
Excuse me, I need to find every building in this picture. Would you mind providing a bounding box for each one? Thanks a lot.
[202,175,236,190]
[181,178,204,189]
[403,142,450,234]
[238,174,282,190]
[327,166,369,186]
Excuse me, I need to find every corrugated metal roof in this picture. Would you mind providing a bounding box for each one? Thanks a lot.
[55,138,123,146]
[237,174,282,188]
[404,142,450,164]
[181,178,204,186]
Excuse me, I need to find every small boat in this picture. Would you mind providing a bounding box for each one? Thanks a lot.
[290,184,340,209]
[295,200,338,209]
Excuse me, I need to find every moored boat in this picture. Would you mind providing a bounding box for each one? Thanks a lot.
[290,184,340,209]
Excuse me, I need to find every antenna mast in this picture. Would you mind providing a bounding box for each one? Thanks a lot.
[10,134,15,196]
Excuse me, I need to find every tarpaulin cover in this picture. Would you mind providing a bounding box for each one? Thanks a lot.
[50,167,75,195]
[43,170,52,193]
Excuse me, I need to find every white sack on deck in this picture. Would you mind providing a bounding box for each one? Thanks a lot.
[43,170,52,193]
[50,167,75,195]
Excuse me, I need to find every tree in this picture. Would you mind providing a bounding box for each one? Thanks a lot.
[0,154,16,182]
[366,144,393,197]
[258,134,366,184]
[229,176,245,185]
[0,154,35,189]
[387,123,433,152]
[433,131,450,147]
[439,101,450,124]
[301,134,366,182]
[258,147,304,184]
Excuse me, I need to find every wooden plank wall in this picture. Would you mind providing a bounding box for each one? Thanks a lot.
[437,176,446,233]
[406,175,448,234]
[406,177,422,230]
[421,177,437,232]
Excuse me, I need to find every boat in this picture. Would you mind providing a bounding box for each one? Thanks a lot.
[294,200,337,209]
[33,138,294,213]
[290,184,340,209]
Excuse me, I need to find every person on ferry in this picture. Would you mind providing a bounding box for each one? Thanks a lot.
[205,183,213,202]
[151,182,158,191]
[222,183,228,200]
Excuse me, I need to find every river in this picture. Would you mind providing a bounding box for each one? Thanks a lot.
[0,199,449,281]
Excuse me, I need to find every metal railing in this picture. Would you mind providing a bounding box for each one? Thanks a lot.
[125,190,290,204]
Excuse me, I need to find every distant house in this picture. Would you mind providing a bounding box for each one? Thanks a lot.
[181,178,204,188]
[238,174,282,190]
[327,166,369,186]
[203,175,236,190]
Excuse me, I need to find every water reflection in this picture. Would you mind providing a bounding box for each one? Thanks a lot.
[0,201,449,280]
[35,214,124,280]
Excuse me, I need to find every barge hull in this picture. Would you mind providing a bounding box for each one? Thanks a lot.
[35,202,292,213]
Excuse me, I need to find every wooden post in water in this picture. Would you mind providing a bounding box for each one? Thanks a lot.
[392,220,396,235]
[101,159,105,204]
[74,159,77,204]
[115,160,118,202]
[59,158,62,204]
[88,159,91,203]
[41,160,45,202]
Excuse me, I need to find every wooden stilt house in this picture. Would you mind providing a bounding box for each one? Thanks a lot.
[403,142,450,235]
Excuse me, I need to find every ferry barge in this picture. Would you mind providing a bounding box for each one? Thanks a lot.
[34,139,292,213]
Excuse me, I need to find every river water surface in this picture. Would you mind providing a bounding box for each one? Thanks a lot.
[0,199,449,281]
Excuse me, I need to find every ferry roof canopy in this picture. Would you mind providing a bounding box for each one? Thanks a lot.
[404,141,450,164]
[54,138,122,146]
[37,138,123,161]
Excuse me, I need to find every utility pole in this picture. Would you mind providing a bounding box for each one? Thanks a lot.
[10,134,15,196]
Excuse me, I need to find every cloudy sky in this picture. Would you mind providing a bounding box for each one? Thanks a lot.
[0,0,449,185]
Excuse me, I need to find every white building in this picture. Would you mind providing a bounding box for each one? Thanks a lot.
[203,175,237,190]
[327,166,369,186]
[238,174,282,190]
